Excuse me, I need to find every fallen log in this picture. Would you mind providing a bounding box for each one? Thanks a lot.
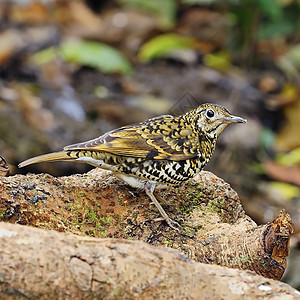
[0,169,294,280]
[0,222,299,299]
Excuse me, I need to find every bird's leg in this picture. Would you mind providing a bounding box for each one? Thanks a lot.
[153,191,170,205]
[144,182,181,231]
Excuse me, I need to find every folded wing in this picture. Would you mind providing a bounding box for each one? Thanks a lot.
[64,115,199,161]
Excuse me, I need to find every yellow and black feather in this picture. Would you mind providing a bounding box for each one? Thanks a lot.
[64,115,200,161]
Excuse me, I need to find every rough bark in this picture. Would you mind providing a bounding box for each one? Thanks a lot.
[0,156,9,177]
[0,222,299,300]
[0,169,294,281]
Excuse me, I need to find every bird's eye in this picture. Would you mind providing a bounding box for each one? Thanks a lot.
[206,109,215,118]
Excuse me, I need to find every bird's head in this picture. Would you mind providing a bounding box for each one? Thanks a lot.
[188,103,247,138]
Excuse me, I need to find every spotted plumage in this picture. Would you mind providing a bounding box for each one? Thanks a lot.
[19,103,246,230]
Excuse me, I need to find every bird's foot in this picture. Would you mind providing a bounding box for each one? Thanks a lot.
[153,216,182,232]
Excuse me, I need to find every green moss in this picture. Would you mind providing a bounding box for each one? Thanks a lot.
[91,198,100,208]
[99,231,108,238]
[180,188,204,216]
[0,208,6,218]
[77,192,87,198]
[163,239,173,246]
[206,198,225,215]
[113,214,124,230]
[87,210,99,223]
[71,203,82,211]
[233,254,251,265]
[181,225,197,238]
[117,196,125,206]
[239,255,251,264]
[113,286,123,296]
[67,193,119,237]
[63,205,72,211]
[61,217,69,226]
[84,207,116,236]
[99,215,114,225]
[218,199,225,207]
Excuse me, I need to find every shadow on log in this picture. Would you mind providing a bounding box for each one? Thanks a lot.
[0,169,294,282]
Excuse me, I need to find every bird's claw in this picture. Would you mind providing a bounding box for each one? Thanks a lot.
[154,217,182,232]
[166,218,182,232]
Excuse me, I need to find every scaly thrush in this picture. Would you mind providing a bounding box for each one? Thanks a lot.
[19,103,246,230]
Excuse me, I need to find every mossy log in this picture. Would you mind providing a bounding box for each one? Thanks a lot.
[0,169,294,282]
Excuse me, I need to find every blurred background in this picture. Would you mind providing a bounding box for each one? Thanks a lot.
[0,0,299,289]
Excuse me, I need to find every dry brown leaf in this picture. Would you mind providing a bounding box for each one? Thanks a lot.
[0,26,58,65]
[68,1,102,31]
[0,30,25,64]
[14,83,55,132]
[264,161,300,186]
[178,8,227,50]
[267,83,299,109]
[259,75,278,92]
[11,1,49,24]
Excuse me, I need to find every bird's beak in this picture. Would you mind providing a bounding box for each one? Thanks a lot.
[221,115,247,124]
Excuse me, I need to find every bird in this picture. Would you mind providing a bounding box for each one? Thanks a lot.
[19,103,246,231]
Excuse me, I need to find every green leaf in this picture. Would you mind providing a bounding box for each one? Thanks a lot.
[276,148,300,166]
[284,44,300,69]
[257,19,295,39]
[249,161,266,175]
[138,33,196,63]
[277,44,300,78]
[259,127,275,149]
[31,47,58,65]
[182,0,215,4]
[60,41,132,74]
[31,40,132,75]
[257,0,282,20]
[269,181,299,200]
[203,51,231,72]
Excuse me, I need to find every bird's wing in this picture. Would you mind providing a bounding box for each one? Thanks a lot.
[64,115,199,161]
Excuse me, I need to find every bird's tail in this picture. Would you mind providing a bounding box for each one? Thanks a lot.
[18,151,72,168]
